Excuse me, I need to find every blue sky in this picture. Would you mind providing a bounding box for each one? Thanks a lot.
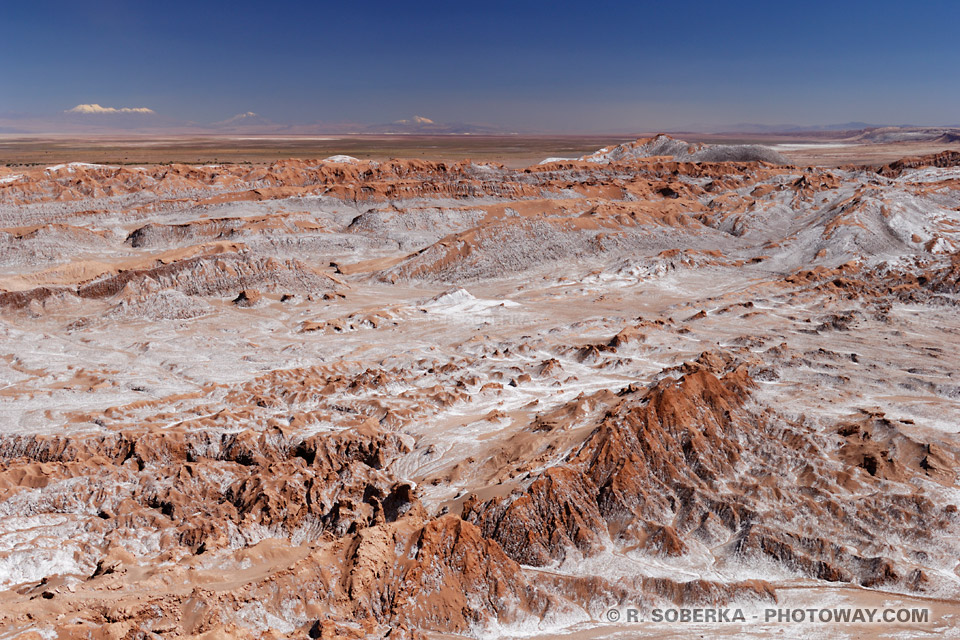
[1,0,958,132]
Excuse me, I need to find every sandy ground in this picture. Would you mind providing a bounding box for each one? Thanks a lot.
[0,134,631,168]
[2,132,955,169]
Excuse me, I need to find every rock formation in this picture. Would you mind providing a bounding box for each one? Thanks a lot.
[0,136,959,637]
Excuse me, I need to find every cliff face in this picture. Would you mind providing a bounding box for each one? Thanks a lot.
[465,358,753,565]
[1,138,960,637]
[877,150,960,176]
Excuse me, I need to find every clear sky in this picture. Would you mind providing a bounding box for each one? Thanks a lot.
[1,0,958,133]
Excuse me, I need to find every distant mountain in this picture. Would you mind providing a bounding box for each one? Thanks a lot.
[363,116,510,135]
[849,126,960,144]
[209,112,289,133]
[719,122,890,134]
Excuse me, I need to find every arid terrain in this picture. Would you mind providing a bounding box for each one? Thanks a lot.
[1,134,960,639]
[2,127,957,169]
[0,135,632,170]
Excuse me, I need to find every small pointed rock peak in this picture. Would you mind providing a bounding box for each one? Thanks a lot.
[232,288,262,307]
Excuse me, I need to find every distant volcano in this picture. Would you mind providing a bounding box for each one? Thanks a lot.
[363,115,510,135]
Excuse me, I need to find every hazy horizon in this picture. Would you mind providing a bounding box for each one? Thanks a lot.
[2,0,959,135]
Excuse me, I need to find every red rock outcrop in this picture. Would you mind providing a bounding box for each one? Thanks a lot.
[464,352,954,590]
